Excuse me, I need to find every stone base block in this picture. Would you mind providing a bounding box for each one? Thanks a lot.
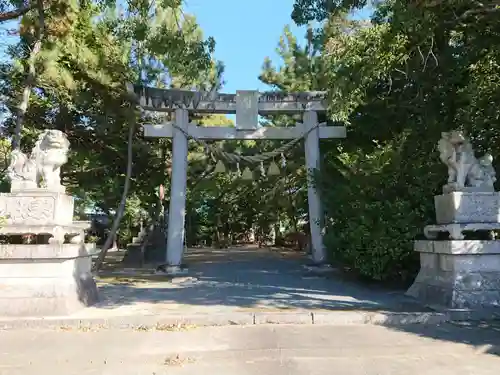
[155,265,188,276]
[0,190,74,226]
[406,240,500,310]
[122,244,143,266]
[435,192,500,224]
[0,243,99,316]
[0,275,98,316]
[424,222,500,240]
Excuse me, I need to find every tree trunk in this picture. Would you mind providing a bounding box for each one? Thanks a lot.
[12,0,45,151]
[92,120,135,271]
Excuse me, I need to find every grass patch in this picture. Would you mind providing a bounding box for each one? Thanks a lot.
[134,322,198,332]
[97,274,174,285]
[164,354,195,366]
[58,324,108,332]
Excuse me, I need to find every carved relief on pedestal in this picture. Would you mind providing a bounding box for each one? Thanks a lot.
[0,196,55,224]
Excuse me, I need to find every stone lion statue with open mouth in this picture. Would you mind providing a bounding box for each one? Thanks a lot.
[7,129,70,192]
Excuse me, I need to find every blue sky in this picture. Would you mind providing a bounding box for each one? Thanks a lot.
[184,0,307,93]
[185,0,371,93]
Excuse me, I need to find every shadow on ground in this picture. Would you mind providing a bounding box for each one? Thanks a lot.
[385,321,500,357]
[88,246,500,357]
[94,246,428,313]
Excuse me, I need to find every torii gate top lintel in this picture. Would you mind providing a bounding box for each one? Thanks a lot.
[130,84,327,116]
[129,84,345,140]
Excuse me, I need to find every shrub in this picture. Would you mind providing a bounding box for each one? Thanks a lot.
[318,131,441,282]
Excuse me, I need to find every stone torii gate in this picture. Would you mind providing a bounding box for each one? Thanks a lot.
[130,85,346,273]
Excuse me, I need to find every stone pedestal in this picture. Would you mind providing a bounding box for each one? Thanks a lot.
[0,190,99,317]
[0,243,98,316]
[409,131,500,314]
[406,240,500,309]
[408,190,500,313]
[435,192,500,224]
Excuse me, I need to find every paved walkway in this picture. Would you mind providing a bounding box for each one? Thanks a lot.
[1,323,500,374]
[0,246,448,328]
[2,247,500,374]
[81,246,427,319]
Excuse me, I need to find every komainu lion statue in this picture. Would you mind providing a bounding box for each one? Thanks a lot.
[7,129,70,191]
[438,130,496,193]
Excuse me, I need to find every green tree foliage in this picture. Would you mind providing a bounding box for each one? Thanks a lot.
[285,0,500,281]
[259,25,327,232]
[0,1,217,249]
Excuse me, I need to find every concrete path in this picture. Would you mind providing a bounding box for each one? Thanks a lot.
[0,246,455,328]
[1,323,500,374]
[86,246,428,316]
[2,247,500,374]
[0,246,449,328]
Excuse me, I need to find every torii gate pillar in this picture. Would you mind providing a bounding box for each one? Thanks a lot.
[303,110,326,264]
[165,108,189,273]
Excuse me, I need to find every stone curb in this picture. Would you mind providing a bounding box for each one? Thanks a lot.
[427,306,500,322]
[0,311,450,330]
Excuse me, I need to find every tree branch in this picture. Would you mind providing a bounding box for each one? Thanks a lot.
[0,1,36,23]
[459,2,500,19]
[92,116,136,271]
[415,0,500,18]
